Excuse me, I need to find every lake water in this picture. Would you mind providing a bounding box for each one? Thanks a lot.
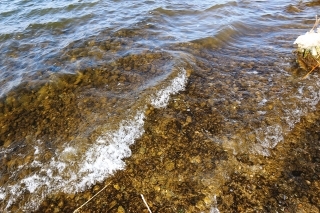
[0,0,320,212]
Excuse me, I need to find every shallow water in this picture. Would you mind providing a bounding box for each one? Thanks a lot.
[0,0,320,212]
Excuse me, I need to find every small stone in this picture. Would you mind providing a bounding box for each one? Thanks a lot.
[165,161,175,171]
[117,205,125,213]
[268,104,273,110]
[186,116,192,124]
[93,185,100,192]
[203,196,211,205]
[114,184,120,190]
[139,147,146,154]
[190,156,201,164]
[109,200,117,209]
[145,109,152,115]
[67,194,75,199]
[154,185,161,192]
[83,191,91,200]
[286,5,301,13]
[58,201,64,208]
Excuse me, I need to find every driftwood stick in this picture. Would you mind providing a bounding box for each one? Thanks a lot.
[302,63,320,79]
[311,15,320,32]
[141,194,153,213]
[73,181,112,213]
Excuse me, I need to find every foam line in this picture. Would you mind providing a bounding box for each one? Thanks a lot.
[0,67,188,212]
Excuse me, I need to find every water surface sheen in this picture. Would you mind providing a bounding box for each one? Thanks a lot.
[0,0,320,212]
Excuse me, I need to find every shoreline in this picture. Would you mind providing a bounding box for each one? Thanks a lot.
[33,54,320,212]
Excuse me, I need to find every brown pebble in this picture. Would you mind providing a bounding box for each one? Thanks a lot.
[117,206,125,213]
[164,161,175,171]
[93,185,100,192]
[113,184,120,190]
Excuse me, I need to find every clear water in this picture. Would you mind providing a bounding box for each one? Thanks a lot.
[0,0,320,212]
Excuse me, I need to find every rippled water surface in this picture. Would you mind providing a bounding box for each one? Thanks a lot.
[0,0,320,212]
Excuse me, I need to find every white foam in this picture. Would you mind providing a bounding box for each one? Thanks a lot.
[210,195,220,213]
[21,174,46,194]
[77,111,146,189]
[301,85,320,109]
[0,67,188,212]
[250,74,320,156]
[34,146,39,155]
[257,111,266,115]
[283,108,303,130]
[258,98,267,106]
[0,112,147,212]
[210,207,220,213]
[151,68,187,108]
[246,70,258,75]
[294,30,320,50]
[253,124,283,156]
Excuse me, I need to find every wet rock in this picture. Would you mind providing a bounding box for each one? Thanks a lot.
[6,28,320,213]
[164,161,175,171]
[117,206,125,213]
[53,207,60,213]
[286,5,302,13]
[113,184,120,191]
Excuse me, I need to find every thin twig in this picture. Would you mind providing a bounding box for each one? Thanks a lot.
[141,194,153,213]
[311,15,320,32]
[73,181,112,213]
[302,63,320,79]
